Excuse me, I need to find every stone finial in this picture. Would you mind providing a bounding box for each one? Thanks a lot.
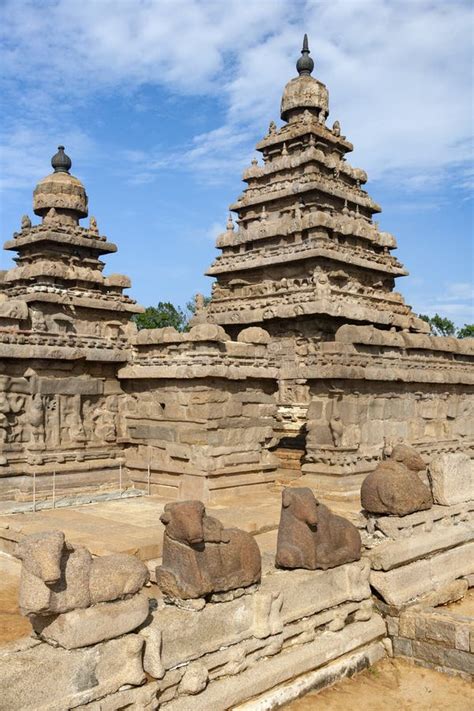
[296,34,314,76]
[332,120,341,137]
[156,500,261,600]
[51,145,72,174]
[89,216,99,234]
[226,213,234,231]
[275,488,361,570]
[194,292,205,312]
[21,215,31,230]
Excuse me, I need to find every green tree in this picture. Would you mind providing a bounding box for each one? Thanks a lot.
[457,324,474,339]
[133,302,187,331]
[419,313,456,337]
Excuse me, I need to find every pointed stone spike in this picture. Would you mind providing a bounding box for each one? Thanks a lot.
[297,34,314,76]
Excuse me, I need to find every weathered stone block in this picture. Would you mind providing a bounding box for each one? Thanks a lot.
[368,523,474,571]
[392,636,413,657]
[429,453,474,506]
[159,618,386,711]
[370,542,474,606]
[0,634,145,711]
[31,592,149,649]
[416,615,456,647]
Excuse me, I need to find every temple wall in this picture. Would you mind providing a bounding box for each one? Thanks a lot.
[303,381,474,484]
[120,375,279,501]
[0,360,127,502]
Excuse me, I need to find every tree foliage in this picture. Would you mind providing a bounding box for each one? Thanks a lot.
[419,313,474,339]
[133,302,187,331]
[133,294,211,332]
[457,324,474,339]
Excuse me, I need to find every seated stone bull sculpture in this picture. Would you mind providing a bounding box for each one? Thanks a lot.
[156,500,261,599]
[18,530,149,616]
[361,443,433,516]
[275,487,361,570]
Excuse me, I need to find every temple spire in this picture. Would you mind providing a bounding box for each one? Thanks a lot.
[296,33,314,76]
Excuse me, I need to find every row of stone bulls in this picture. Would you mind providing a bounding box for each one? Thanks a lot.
[18,443,432,612]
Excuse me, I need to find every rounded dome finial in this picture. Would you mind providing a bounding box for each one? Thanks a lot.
[51,145,72,174]
[296,34,314,76]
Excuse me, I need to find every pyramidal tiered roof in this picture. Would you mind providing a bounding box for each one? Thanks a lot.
[0,147,142,356]
[205,36,427,338]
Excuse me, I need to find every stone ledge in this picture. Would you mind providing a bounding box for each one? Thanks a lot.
[31,592,150,649]
[0,634,145,711]
[368,523,474,571]
[234,640,386,711]
[370,542,474,606]
[144,561,371,670]
[159,617,386,711]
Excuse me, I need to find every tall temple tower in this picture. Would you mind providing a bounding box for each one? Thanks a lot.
[205,36,428,349]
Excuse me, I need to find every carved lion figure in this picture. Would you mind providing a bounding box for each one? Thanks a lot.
[275,487,361,570]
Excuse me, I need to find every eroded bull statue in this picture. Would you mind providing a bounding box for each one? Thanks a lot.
[156,500,261,599]
[276,487,361,570]
[361,443,433,516]
[18,530,149,616]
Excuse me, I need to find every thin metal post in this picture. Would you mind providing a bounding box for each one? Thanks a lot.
[32,472,36,512]
[52,471,56,509]
[147,459,151,496]
[119,462,122,493]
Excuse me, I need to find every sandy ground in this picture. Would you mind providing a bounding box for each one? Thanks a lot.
[0,554,31,644]
[284,657,473,710]
[446,588,474,616]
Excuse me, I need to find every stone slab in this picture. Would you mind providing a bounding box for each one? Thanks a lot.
[160,617,386,711]
[368,523,474,571]
[370,542,474,606]
[32,592,149,649]
[234,640,386,710]
[429,453,474,506]
[373,501,474,539]
[0,634,145,711]
[145,560,371,669]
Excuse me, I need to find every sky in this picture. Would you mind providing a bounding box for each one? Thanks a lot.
[0,0,473,326]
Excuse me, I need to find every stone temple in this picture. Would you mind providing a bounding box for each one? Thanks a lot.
[0,36,472,711]
[0,36,472,506]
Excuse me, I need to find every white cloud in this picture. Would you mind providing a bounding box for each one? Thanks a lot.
[0,0,472,191]
[413,281,474,325]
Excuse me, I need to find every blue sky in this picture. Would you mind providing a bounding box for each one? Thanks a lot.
[1,0,473,325]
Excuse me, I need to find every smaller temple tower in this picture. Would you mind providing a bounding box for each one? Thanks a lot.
[205,36,428,349]
[0,146,143,340]
[0,148,143,501]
